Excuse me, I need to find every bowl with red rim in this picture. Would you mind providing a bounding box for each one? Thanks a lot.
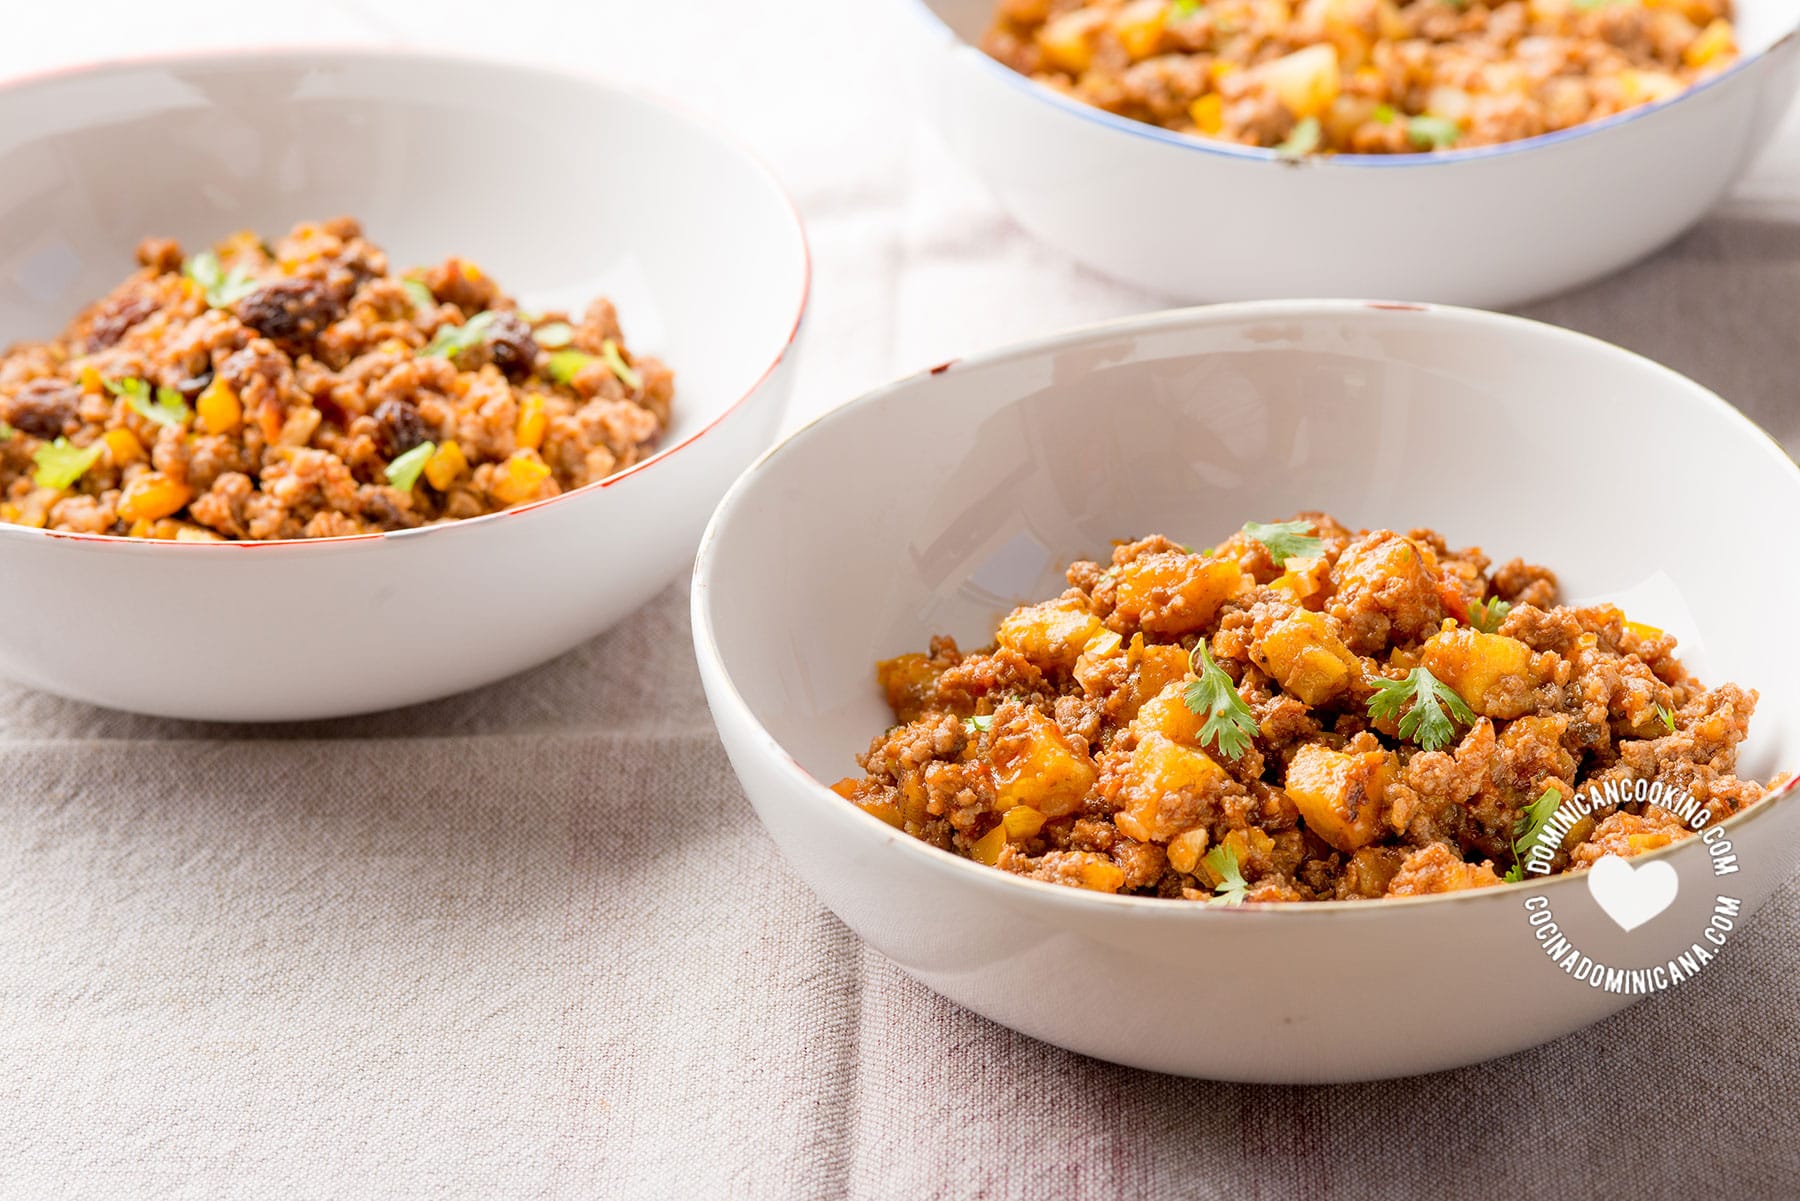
[0,49,808,721]
[692,300,1800,1081]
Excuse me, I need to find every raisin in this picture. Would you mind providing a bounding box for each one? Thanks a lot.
[235,279,340,350]
[484,312,539,381]
[2,378,80,438]
[85,294,157,351]
[372,398,427,459]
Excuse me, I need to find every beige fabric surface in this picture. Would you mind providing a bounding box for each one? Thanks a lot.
[6,2,1800,1197]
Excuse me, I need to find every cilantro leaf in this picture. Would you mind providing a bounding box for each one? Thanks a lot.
[1656,703,1676,733]
[1275,116,1321,158]
[1201,844,1250,905]
[1469,597,1512,633]
[385,440,436,492]
[532,321,574,349]
[601,338,642,391]
[31,437,103,490]
[1406,115,1460,149]
[1504,785,1564,882]
[1183,641,1259,760]
[106,377,190,428]
[422,310,499,359]
[1241,519,1323,567]
[182,251,260,309]
[401,278,436,314]
[1366,666,1475,753]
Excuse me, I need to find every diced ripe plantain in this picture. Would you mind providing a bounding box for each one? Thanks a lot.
[1114,732,1228,843]
[1283,743,1393,853]
[1421,628,1537,719]
[1251,609,1361,705]
[1118,637,1193,721]
[1109,554,1248,636]
[877,653,940,722]
[992,708,1098,818]
[1166,826,1211,875]
[1198,828,1274,887]
[1073,628,1124,693]
[997,596,1103,673]
[1130,679,1207,745]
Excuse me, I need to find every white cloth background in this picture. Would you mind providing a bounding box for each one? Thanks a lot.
[3,3,1799,1198]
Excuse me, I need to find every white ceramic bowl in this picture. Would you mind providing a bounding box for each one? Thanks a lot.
[0,49,808,721]
[900,0,1800,307]
[694,301,1800,1082]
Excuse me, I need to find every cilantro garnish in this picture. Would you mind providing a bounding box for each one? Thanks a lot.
[964,714,993,734]
[1656,703,1676,733]
[601,339,642,391]
[1373,102,1397,124]
[182,251,260,309]
[1406,115,1460,149]
[532,321,574,349]
[401,279,436,314]
[1184,642,1259,760]
[1170,0,1201,16]
[1241,519,1322,566]
[31,437,103,490]
[1276,116,1321,158]
[548,340,642,391]
[1367,665,1475,753]
[1469,597,1512,633]
[385,440,436,492]
[422,311,499,359]
[1202,844,1250,905]
[106,377,190,428]
[1503,785,1563,883]
[0,420,12,441]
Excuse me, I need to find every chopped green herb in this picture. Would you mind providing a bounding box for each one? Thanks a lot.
[1657,703,1676,733]
[600,339,642,391]
[0,420,12,441]
[385,440,436,492]
[964,714,994,734]
[1241,519,1322,567]
[1170,0,1202,16]
[182,251,260,309]
[546,350,595,385]
[1469,597,1513,634]
[1202,844,1250,905]
[1406,115,1461,149]
[31,437,103,490]
[1504,785,1564,882]
[532,321,574,349]
[105,377,190,428]
[401,278,436,314]
[422,310,499,359]
[1367,666,1476,753]
[1183,642,1259,761]
[1275,115,1321,158]
[1373,102,1397,124]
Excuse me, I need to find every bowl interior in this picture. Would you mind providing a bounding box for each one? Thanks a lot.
[0,51,807,451]
[916,0,1800,58]
[704,304,1800,795]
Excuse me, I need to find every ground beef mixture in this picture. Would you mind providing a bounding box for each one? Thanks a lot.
[0,218,672,540]
[982,0,1737,153]
[832,514,1781,902]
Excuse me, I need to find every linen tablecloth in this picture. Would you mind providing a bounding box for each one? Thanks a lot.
[4,2,1800,1197]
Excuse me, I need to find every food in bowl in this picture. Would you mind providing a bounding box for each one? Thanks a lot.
[981,0,1740,153]
[832,513,1776,901]
[0,217,671,540]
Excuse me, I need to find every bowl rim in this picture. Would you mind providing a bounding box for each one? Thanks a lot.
[0,45,812,553]
[693,297,1800,919]
[903,0,1800,169]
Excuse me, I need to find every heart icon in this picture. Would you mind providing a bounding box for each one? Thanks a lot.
[1587,854,1679,932]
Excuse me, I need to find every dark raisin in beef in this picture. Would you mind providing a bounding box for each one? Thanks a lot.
[3,378,81,438]
[372,398,427,459]
[235,279,340,350]
[85,294,157,351]
[484,313,539,382]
